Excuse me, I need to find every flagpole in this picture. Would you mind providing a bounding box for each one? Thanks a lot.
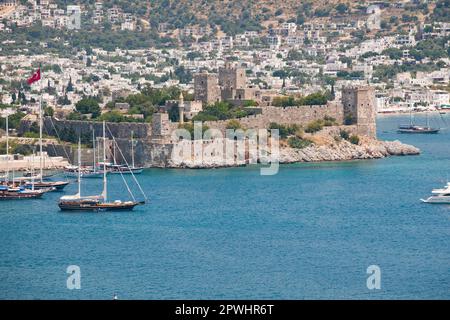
[39,66,43,182]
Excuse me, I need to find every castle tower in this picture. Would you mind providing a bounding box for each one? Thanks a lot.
[218,63,246,100]
[178,92,184,124]
[194,73,220,104]
[151,112,171,143]
[341,86,376,138]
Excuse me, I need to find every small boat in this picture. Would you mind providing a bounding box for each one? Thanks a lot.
[24,180,69,191]
[64,165,104,179]
[397,125,440,134]
[104,130,144,175]
[22,170,58,179]
[421,182,450,204]
[101,163,143,175]
[58,123,146,212]
[398,109,440,134]
[0,185,45,200]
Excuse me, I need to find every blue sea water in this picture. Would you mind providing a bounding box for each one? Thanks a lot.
[0,114,449,300]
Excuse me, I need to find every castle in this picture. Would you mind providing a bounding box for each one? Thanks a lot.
[194,62,261,106]
[25,86,376,167]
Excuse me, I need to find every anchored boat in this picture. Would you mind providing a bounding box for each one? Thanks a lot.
[398,110,440,134]
[58,122,147,212]
[421,182,450,204]
[0,185,46,200]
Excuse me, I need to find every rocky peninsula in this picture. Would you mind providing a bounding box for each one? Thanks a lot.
[160,134,420,169]
[278,137,420,164]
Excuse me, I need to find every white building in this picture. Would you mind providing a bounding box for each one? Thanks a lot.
[67,5,81,30]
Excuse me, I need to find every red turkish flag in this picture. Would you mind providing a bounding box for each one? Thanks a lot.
[27,68,41,85]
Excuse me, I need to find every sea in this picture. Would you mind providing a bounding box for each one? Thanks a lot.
[0,113,449,299]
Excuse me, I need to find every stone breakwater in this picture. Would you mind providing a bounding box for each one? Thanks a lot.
[158,137,420,169]
[278,139,420,164]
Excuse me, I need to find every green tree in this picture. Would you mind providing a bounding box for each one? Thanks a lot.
[75,97,101,118]
[336,3,348,14]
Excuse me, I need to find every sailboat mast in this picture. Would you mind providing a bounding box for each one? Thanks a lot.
[131,130,135,169]
[92,129,96,173]
[113,142,116,165]
[78,138,81,196]
[5,115,9,184]
[39,70,43,182]
[102,121,107,202]
[31,152,35,191]
[410,104,413,126]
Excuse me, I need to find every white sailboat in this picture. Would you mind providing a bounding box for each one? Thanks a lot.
[64,130,103,179]
[107,131,143,174]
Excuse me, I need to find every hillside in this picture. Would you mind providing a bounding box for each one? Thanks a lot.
[52,0,443,35]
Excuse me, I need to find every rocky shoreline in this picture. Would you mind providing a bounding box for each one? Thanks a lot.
[279,138,420,164]
[159,137,420,169]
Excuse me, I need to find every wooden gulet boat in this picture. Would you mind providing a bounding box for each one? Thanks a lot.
[0,116,48,200]
[24,69,69,192]
[58,122,146,212]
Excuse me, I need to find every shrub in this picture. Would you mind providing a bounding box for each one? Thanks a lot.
[349,135,360,145]
[305,120,324,133]
[226,119,242,130]
[339,129,350,140]
[288,136,312,149]
[323,115,337,126]
[269,122,300,139]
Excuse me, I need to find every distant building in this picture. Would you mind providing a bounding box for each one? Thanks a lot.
[194,73,221,104]
[218,62,247,100]
[341,86,376,137]
[115,102,130,113]
[67,5,81,30]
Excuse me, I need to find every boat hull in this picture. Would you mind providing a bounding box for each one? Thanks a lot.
[59,200,139,211]
[398,129,440,134]
[0,190,43,200]
[25,181,69,191]
[421,197,450,204]
[64,170,105,179]
[109,168,144,175]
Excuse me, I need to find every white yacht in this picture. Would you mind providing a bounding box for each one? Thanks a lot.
[421,182,450,204]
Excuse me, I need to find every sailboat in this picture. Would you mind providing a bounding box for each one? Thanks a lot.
[103,131,143,174]
[398,108,440,134]
[24,70,69,191]
[0,115,47,199]
[58,122,145,211]
[64,130,103,179]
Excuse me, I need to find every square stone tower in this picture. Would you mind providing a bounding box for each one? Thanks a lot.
[341,86,376,138]
[218,63,247,100]
[151,112,171,143]
[194,73,220,104]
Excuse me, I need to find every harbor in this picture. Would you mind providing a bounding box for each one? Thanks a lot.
[1,114,449,299]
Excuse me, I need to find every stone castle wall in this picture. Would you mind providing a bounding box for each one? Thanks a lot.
[204,102,345,133]
[41,118,151,140]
